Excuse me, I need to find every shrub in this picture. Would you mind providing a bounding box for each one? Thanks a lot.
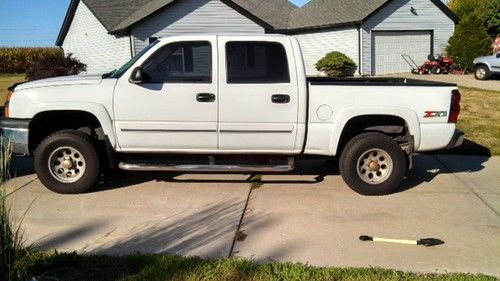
[25,53,87,81]
[446,14,492,71]
[0,48,63,74]
[315,51,357,77]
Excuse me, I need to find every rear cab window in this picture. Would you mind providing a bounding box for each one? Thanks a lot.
[225,41,290,83]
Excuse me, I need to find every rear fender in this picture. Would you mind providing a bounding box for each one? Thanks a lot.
[329,106,421,155]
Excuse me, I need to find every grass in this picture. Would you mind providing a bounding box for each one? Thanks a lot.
[0,73,25,102]
[452,87,500,155]
[1,138,31,281]
[22,251,497,281]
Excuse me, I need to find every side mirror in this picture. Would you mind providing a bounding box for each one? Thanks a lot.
[496,53,500,58]
[129,67,144,84]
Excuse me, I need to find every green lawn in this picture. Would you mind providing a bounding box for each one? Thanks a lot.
[453,87,500,155]
[0,73,25,101]
[22,251,495,281]
[0,74,498,155]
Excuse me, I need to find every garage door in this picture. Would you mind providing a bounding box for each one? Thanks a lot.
[373,31,432,75]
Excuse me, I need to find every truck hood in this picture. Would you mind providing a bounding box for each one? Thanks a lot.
[14,74,103,91]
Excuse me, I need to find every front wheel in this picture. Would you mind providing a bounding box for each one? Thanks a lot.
[34,130,100,194]
[339,132,407,196]
[431,66,442,74]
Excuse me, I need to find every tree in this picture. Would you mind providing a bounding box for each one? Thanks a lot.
[446,14,492,71]
[449,0,500,36]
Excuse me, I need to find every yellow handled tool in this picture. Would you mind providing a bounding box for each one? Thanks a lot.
[359,235,444,247]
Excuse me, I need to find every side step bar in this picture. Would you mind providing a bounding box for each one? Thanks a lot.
[119,157,295,172]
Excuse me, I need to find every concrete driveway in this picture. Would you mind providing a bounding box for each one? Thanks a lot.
[379,73,500,92]
[4,155,500,277]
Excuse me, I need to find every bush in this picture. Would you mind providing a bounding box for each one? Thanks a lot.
[25,53,86,81]
[315,51,357,77]
[0,48,63,74]
[446,14,492,71]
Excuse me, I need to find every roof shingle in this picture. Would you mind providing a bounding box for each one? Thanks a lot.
[57,0,458,46]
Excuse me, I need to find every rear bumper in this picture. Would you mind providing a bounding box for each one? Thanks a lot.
[0,118,30,155]
[445,129,465,150]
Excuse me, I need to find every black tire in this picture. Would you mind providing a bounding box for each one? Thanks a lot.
[474,65,490,80]
[34,130,100,194]
[339,132,407,196]
[431,66,441,74]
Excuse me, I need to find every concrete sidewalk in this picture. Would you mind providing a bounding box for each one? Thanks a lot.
[4,155,500,277]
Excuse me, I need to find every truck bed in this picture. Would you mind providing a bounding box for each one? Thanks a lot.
[306,76,456,87]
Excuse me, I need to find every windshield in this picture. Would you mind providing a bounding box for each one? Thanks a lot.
[110,40,160,78]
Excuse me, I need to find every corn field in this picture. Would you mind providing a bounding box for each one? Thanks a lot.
[0,47,63,73]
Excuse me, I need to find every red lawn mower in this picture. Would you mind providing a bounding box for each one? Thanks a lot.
[402,54,465,75]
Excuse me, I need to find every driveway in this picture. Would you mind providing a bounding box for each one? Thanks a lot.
[4,155,500,277]
[379,73,500,92]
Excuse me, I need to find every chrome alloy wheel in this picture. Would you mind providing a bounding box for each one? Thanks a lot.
[48,146,86,183]
[476,68,486,79]
[357,148,393,185]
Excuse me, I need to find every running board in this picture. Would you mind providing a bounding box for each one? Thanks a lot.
[118,157,295,172]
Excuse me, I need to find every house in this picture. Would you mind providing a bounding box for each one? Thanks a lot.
[56,0,459,75]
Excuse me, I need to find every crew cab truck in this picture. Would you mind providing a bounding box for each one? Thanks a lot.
[1,34,464,195]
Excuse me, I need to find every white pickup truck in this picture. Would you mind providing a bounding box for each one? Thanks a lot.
[1,34,463,195]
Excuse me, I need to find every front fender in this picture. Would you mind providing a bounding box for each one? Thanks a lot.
[328,106,421,155]
[26,102,116,147]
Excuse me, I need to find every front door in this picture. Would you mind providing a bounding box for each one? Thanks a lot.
[113,38,218,152]
[217,37,299,153]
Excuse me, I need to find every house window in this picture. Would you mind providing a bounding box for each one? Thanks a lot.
[142,41,211,83]
[226,41,290,83]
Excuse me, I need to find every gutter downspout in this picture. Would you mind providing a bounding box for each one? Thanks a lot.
[358,25,363,76]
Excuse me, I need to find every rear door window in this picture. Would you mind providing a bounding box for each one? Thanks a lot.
[226,42,290,83]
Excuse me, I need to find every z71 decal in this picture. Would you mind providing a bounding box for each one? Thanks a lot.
[424,111,448,118]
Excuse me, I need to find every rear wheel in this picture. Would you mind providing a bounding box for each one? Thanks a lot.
[34,130,100,194]
[339,132,407,196]
[474,66,489,80]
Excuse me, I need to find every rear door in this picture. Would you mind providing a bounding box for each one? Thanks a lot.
[217,36,299,153]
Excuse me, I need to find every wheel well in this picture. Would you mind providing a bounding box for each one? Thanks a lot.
[29,110,103,153]
[474,63,488,70]
[336,115,410,156]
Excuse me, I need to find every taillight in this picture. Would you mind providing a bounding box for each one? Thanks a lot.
[448,89,461,123]
[4,90,13,117]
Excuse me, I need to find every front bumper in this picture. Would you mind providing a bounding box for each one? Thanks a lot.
[0,118,30,155]
[445,129,465,150]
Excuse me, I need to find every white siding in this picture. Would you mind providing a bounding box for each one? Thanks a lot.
[132,0,265,53]
[294,28,359,76]
[62,1,131,74]
[361,0,455,75]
